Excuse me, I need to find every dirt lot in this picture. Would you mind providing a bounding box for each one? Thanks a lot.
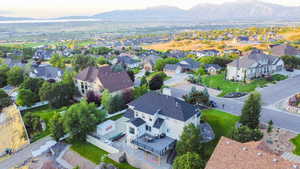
[0,105,29,153]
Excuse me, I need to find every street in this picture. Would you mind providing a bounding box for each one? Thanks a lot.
[169,75,300,133]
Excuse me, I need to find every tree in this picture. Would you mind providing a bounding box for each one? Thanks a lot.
[49,112,65,141]
[183,87,209,106]
[97,56,110,65]
[0,89,13,110]
[232,125,263,143]
[173,152,205,169]
[20,77,44,93]
[63,101,105,141]
[267,120,273,133]
[148,74,163,90]
[140,76,148,87]
[86,91,101,105]
[23,112,42,138]
[133,85,148,99]
[122,89,134,104]
[101,89,112,112]
[72,54,96,71]
[176,124,202,156]
[240,92,261,129]
[127,70,135,82]
[0,64,10,87]
[39,81,75,108]
[50,53,65,69]
[7,66,24,86]
[16,89,38,107]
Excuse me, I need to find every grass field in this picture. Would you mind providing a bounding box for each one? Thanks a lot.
[23,105,68,142]
[71,141,137,169]
[201,73,287,97]
[290,135,300,155]
[201,109,240,160]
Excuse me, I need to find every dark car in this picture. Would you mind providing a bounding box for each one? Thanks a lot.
[209,101,217,108]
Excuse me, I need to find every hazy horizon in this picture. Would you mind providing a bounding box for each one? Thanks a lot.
[1,0,300,18]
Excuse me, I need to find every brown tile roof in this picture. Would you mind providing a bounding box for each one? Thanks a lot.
[205,137,300,169]
[271,44,300,57]
[76,66,133,93]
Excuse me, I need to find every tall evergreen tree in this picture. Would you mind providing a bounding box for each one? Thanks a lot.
[240,92,261,129]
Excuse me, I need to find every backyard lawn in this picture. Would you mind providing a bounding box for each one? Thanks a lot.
[71,141,137,169]
[23,105,68,142]
[201,109,240,160]
[290,135,300,155]
[201,73,287,97]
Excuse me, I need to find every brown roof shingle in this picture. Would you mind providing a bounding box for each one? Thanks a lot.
[205,137,300,169]
[271,44,300,57]
[76,66,133,93]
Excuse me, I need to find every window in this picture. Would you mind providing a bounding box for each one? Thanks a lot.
[129,127,135,134]
[149,118,152,122]
[146,125,151,132]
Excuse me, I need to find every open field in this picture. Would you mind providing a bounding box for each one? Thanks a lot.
[0,105,29,153]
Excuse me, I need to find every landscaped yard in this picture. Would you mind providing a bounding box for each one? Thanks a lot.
[71,141,137,169]
[201,109,240,160]
[23,105,68,142]
[290,135,300,155]
[201,73,287,97]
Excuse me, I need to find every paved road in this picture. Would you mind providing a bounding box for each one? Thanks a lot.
[0,136,52,169]
[237,75,300,105]
[170,77,300,133]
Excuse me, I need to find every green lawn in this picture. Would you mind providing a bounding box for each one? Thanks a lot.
[201,109,240,160]
[201,73,287,97]
[23,105,68,142]
[290,135,300,155]
[71,141,137,169]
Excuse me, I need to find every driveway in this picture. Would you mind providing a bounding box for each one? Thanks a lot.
[164,73,190,86]
[0,136,52,169]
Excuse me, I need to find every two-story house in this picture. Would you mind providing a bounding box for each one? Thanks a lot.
[29,64,63,82]
[124,92,201,160]
[75,66,133,96]
[226,49,284,81]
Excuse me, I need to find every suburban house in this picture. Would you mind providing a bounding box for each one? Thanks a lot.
[143,55,160,72]
[75,66,133,96]
[271,44,300,58]
[178,58,200,72]
[205,137,300,169]
[205,64,222,75]
[223,49,241,56]
[116,55,140,69]
[167,50,187,59]
[4,58,26,68]
[226,49,284,81]
[33,49,53,60]
[163,64,183,75]
[233,36,249,43]
[124,92,201,164]
[196,49,220,58]
[29,64,63,82]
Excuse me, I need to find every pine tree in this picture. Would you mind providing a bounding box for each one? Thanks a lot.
[240,92,261,129]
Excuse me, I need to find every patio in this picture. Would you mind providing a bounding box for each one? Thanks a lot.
[131,134,176,156]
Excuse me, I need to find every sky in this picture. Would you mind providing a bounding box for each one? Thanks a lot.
[1,0,300,18]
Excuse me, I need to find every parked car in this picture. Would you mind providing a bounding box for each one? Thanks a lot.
[209,101,217,108]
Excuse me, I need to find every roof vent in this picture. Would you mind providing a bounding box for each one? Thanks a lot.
[257,152,262,156]
[226,141,230,144]
[272,158,278,162]
[242,147,247,151]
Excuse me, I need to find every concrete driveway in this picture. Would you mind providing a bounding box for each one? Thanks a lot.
[164,73,190,86]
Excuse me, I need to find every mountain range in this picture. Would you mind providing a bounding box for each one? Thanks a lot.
[2,1,300,22]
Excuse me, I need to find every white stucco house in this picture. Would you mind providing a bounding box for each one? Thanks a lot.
[123,92,201,162]
[226,49,284,81]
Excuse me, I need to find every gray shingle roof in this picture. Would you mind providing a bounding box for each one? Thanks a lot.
[128,92,199,122]
[124,108,134,120]
[130,118,145,127]
[31,64,63,79]
[271,44,300,57]
[153,118,164,129]
[179,58,200,70]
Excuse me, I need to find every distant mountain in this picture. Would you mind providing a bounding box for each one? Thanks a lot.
[188,1,300,20]
[2,1,300,22]
[92,6,188,21]
[0,16,33,21]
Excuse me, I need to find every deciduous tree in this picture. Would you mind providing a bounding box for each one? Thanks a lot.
[173,152,205,169]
